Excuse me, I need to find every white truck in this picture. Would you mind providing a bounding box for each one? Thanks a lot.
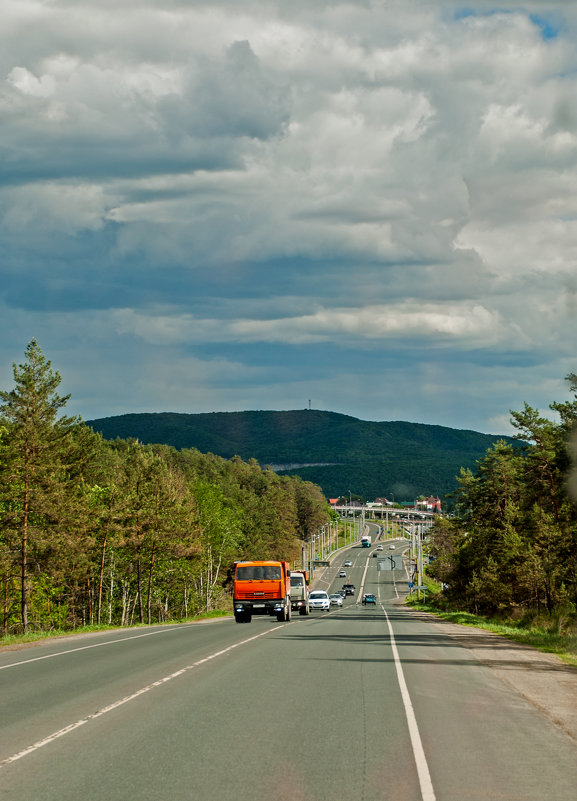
[361,534,371,548]
[290,571,310,615]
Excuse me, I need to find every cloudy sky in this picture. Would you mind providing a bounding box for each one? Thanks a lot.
[2,0,577,434]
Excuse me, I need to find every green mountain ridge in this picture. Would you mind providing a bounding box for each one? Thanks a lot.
[87,409,519,501]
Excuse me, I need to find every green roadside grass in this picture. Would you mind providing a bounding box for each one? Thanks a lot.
[406,580,577,668]
[0,609,231,649]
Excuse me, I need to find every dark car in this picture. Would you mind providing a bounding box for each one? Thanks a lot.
[362,593,376,605]
[342,584,355,596]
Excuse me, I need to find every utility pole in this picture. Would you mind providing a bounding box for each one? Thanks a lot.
[411,524,417,593]
[416,523,424,600]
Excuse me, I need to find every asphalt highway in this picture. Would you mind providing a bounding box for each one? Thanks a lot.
[2,541,577,801]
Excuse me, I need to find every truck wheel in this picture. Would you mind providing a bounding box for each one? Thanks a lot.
[276,611,284,622]
[234,612,244,623]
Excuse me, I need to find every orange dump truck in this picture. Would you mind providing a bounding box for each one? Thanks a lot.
[233,560,291,623]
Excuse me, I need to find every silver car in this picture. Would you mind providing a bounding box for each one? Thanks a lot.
[329,593,344,607]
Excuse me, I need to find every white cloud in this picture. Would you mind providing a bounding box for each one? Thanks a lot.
[0,182,110,234]
[111,301,520,349]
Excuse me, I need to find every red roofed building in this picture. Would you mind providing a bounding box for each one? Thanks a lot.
[415,495,442,512]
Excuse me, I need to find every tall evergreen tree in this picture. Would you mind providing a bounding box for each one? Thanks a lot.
[0,340,79,632]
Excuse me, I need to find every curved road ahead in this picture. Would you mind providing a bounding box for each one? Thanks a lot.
[2,541,577,801]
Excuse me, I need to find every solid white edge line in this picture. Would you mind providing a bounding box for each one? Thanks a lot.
[0,624,285,768]
[383,607,437,801]
[0,624,206,671]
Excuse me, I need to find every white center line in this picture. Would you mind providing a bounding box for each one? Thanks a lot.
[383,606,437,801]
[0,624,284,768]
[356,556,371,602]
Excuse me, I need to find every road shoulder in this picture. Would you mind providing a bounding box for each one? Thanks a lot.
[401,602,577,744]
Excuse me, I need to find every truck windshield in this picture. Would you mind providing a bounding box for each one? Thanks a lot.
[290,576,304,587]
[236,565,281,580]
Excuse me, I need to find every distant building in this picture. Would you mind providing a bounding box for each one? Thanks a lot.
[415,495,442,512]
[372,497,393,506]
[329,497,362,507]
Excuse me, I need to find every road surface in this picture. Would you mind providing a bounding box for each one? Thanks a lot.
[1,540,577,800]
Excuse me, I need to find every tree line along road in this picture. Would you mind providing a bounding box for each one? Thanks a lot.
[1,544,577,801]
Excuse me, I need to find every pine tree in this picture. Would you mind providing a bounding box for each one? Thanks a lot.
[0,340,79,632]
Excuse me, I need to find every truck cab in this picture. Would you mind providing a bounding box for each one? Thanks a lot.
[233,561,292,623]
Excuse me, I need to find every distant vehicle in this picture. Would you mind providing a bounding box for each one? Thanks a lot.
[361,535,371,548]
[389,544,396,549]
[309,590,331,611]
[376,544,383,550]
[329,593,344,607]
[338,570,347,577]
[344,560,352,567]
[362,593,376,605]
[372,551,378,557]
[290,571,310,616]
[342,584,355,595]
[338,589,347,598]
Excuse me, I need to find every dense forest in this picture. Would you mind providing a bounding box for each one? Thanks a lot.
[88,409,520,501]
[0,342,330,635]
[428,375,577,618]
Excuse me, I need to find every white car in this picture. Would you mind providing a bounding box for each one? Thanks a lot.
[389,544,396,549]
[344,560,352,567]
[338,570,347,577]
[329,593,344,607]
[309,590,331,611]
[376,544,383,550]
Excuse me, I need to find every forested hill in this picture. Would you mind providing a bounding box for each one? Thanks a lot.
[87,410,518,501]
